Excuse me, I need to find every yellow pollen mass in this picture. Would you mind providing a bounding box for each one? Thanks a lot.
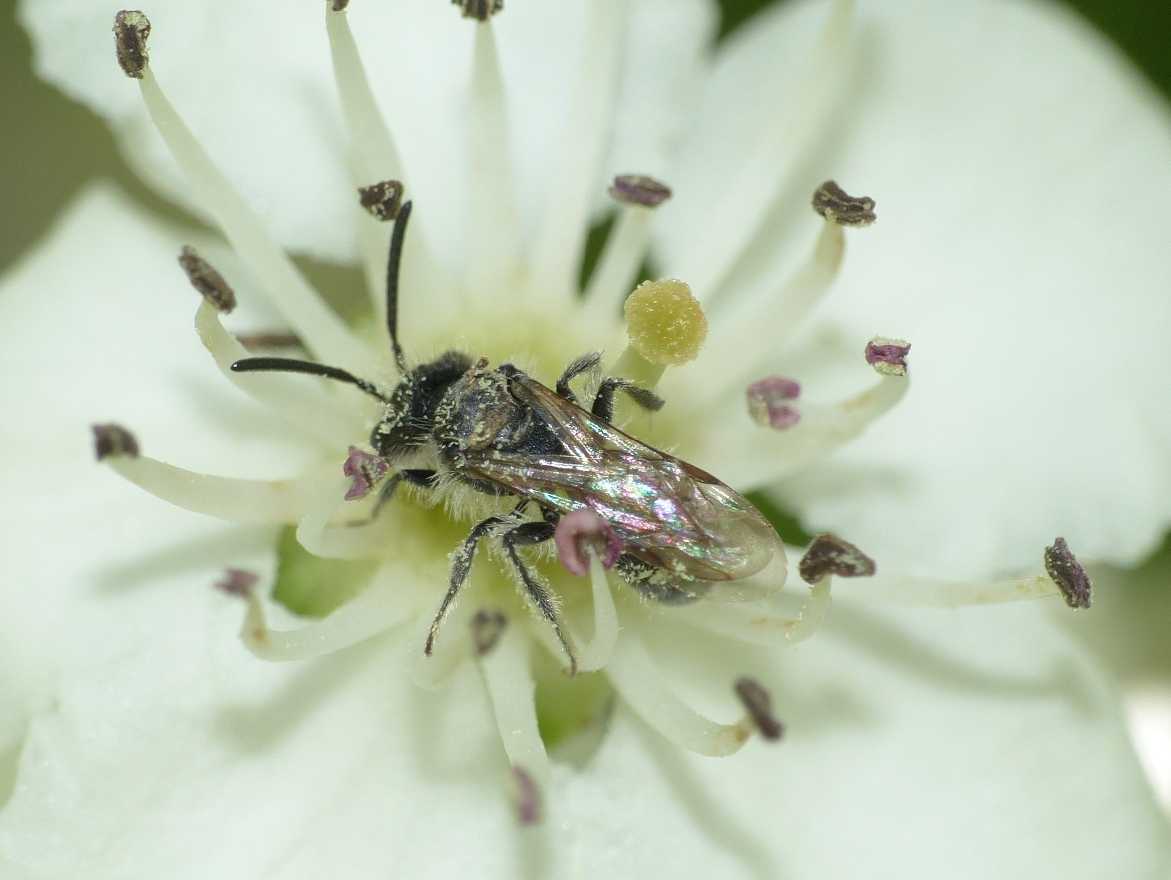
[623,279,708,366]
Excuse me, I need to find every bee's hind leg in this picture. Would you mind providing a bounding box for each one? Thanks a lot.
[501,522,579,676]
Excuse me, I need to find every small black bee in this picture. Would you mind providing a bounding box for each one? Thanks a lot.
[232,202,783,674]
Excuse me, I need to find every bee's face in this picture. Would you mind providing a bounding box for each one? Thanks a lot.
[371,350,473,460]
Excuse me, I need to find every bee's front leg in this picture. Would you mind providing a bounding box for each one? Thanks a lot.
[347,468,435,527]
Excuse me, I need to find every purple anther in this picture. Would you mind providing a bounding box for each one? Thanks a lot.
[470,608,507,657]
[357,180,404,222]
[609,174,673,208]
[113,10,151,78]
[746,376,802,430]
[799,533,876,585]
[554,509,623,576]
[1044,537,1093,610]
[178,246,236,313]
[342,446,390,500]
[91,423,140,461]
[865,337,911,377]
[510,766,542,826]
[213,568,258,598]
[734,676,784,741]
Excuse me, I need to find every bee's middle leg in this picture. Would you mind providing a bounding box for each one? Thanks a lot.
[501,522,578,676]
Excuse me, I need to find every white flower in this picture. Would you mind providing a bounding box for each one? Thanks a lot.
[2,0,1170,877]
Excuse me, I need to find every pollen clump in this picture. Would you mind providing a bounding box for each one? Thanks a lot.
[623,279,708,366]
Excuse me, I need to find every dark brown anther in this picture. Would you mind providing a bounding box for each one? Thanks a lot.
[213,568,259,598]
[358,180,405,222]
[178,246,236,313]
[113,11,151,79]
[471,608,508,656]
[92,423,140,461]
[734,677,784,741]
[1044,537,1093,610]
[799,533,876,585]
[812,180,876,227]
[452,0,503,22]
[329,0,350,11]
[237,332,302,351]
[609,174,673,208]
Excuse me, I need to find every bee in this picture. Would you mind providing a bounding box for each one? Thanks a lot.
[232,201,785,674]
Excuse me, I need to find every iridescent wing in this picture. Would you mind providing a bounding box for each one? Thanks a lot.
[462,376,785,595]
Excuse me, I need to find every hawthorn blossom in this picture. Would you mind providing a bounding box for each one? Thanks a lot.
[2,1,1170,878]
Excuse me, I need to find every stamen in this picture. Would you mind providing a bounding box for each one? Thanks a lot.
[812,179,877,226]
[113,10,150,79]
[218,568,414,662]
[453,0,503,21]
[1044,537,1093,609]
[783,577,832,643]
[865,336,911,377]
[297,476,392,560]
[128,19,373,373]
[102,447,316,523]
[329,0,350,11]
[576,551,620,673]
[91,423,140,460]
[471,608,508,656]
[528,3,626,298]
[799,534,876,584]
[466,23,520,290]
[553,509,623,576]
[583,175,672,323]
[734,677,784,741]
[476,625,552,785]
[701,218,844,397]
[612,279,708,389]
[746,376,802,430]
[672,0,855,298]
[829,567,1072,608]
[178,246,236,312]
[357,180,403,222]
[194,299,368,448]
[508,766,542,826]
[342,446,389,500]
[607,632,752,757]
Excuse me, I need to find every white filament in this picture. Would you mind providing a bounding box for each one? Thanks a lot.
[137,69,375,375]
[106,456,316,523]
[582,206,654,326]
[239,570,414,662]
[194,300,370,447]
[675,0,855,299]
[466,24,521,291]
[527,0,628,299]
[477,625,552,786]
[667,579,831,647]
[830,571,1064,608]
[575,552,620,673]
[607,631,751,757]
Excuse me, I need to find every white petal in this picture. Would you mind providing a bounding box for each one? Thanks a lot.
[666,0,1171,575]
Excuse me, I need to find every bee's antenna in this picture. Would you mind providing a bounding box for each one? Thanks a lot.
[231,357,392,404]
[386,200,412,374]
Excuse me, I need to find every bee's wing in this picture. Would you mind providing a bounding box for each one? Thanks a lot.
[463,377,786,597]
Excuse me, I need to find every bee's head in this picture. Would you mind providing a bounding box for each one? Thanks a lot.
[371,350,473,459]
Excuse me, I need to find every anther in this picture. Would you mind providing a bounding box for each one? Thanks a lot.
[812,180,876,227]
[178,246,236,313]
[470,608,508,656]
[329,0,350,11]
[609,174,672,208]
[237,331,302,351]
[799,533,876,585]
[113,10,151,79]
[357,179,404,222]
[624,279,708,367]
[508,765,542,825]
[746,376,801,430]
[342,446,390,500]
[734,677,784,741]
[1044,537,1093,609]
[213,568,259,598]
[865,336,911,376]
[91,423,140,461]
[554,509,624,576]
[452,0,503,21]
